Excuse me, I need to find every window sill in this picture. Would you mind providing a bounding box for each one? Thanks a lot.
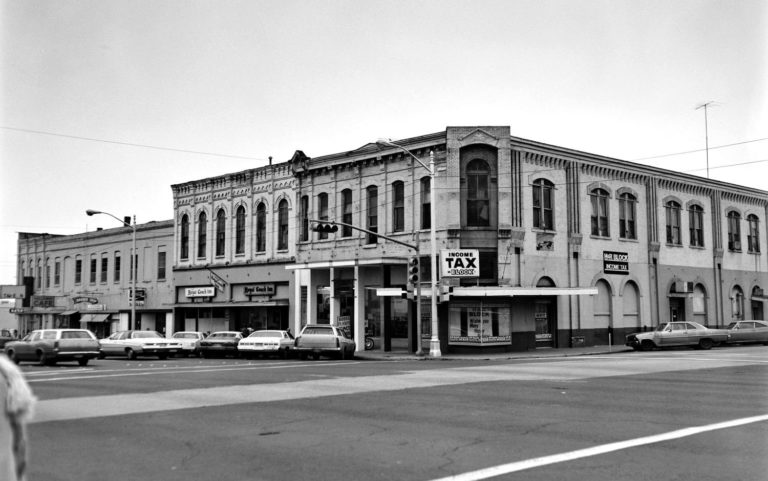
[532,228,556,234]
[689,245,706,250]
[363,243,378,249]
[619,237,638,243]
[276,249,289,254]
[589,235,611,241]
[665,243,684,248]
[748,250,761,255]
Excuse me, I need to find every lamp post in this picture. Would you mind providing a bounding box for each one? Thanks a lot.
[376,139,441,357]
[86,209,136,329]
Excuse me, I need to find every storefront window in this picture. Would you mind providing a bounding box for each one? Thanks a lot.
[448,302,511,346]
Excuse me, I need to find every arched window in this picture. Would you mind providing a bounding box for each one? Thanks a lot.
[665,201,682,245]
[689,205,704,247]
[594,279,613,327]
[197,211,207,259]
[256,202,266,252]
[532,179,554,230]
[420,176,431,229]
[341,189,353,237]
[392,181,404,232]
[317,193,329,240]
[590,189,610,237]
[727,211,741,251]
[467,159,490,226]
[747,214,760,253]
[618,193,636,240]
[278,199,289,250]
[215,209,226,257]
[622,281,640,328]
[366,186,378,244]
[180,214,189,260]
[235,206,246,255]
[693,284,707,325]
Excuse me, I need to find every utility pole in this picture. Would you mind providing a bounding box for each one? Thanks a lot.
[696,101,716,178]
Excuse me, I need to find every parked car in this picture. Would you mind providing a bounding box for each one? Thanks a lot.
[238,330,294,358]
[100,330,182,360]
[199,331,242,358]
[171,331,207,357]
[4,329,101,366]
[0,328,17,349]
[725,320,768,345]
[626,321,729,351]
[294,324,356,360]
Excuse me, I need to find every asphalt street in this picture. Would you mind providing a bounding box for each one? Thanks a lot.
[21,346,768,481]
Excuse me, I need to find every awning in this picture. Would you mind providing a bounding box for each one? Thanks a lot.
[451,287,598,297]
[80,313,112,324]
[60,310,79,316]
[286,257,408,270]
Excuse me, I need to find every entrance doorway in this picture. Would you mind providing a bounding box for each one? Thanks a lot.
[669,297,685,322]
[534,298,556,348]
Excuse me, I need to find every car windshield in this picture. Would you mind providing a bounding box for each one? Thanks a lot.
[249,331,279,338]
[209,332,236,339]
[174,333,199,339]
[726,322,738,329]
[655,324,670,332]
[133,331,162,339]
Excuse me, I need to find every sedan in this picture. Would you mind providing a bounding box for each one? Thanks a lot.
[238,330,294,358]
[100,330,182,360]
[4,329,101,366]
[626,321,729,351]
[199,331,242,358]
[171,331,207,357]
[725,320,768,345]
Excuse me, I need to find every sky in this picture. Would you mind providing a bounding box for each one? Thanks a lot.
[1,0,766,286]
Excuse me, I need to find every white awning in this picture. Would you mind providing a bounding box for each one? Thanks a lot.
[286,257,408,270]
[451,286,598,297]
[80,313,112,324]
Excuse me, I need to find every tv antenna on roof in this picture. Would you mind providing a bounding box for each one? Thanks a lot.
[695,101,719,178]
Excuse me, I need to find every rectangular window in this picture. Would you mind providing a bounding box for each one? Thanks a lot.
[448,303,510,346]
[689,207,704,247]
[420,177,431,230]
[665,203,681,245]
[727,213,741,250]
[54,260,61,286]
[618,196,636,239]
[46,263,51,288]
[393,182,404,232]
[100,256,108,283]
[367,186,378,244]
[748,216,760,253]
[590,190,610,237]
[300,196,309,242]
[318,193,329,240]
[157,250,167,280]
[341,190,353,237]
[130,253,138,282]
[90,257,97,284]
[75,259,82,285]
[114,252,121,282]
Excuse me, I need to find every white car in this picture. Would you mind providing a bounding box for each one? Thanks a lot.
[171,331,207,357]
[100,330,182,360]
[238,330,295,358]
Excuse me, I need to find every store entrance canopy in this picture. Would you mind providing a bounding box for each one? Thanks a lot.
[80,313,112,324]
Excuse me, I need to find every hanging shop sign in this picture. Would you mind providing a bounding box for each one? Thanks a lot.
[0,285,26,299]
[73,296,99,304]
[31,295,55,308]
[440,249,479,278]
[185,286,216,298]
[603,251,629,275]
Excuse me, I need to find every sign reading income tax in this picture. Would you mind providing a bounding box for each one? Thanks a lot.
[440,249,479,278]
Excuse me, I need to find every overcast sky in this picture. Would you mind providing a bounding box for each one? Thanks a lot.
[1,0,766,285]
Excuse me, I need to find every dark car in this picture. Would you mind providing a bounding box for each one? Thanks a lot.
[725,320,768,345]
[199,331,242,358]
[0,328,17,349]
[4,329,101,366]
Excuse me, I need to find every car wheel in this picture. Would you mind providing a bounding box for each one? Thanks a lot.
[6,350,19,364]
[158,354,168,360]
[126,348,137,360]
[364,337,374,350]
[78,358,89,367]
[37,351,48,366]
[280,348,288,359]
[640,340,655,351]
[698,339,714,350]
[312,352,321,360]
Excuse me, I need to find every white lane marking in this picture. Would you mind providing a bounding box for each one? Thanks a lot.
[26,361,365,383]
[428,414,768,481]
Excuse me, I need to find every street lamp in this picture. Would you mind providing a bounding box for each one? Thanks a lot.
[86,209,137,329]
[376,139,441,358]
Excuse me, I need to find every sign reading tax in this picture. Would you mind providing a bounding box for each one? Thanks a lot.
[440,249,479,278]
[603,251,629,275]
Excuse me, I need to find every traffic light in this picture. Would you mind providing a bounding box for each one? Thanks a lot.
[312,222,339,233]
[407,256,419,288]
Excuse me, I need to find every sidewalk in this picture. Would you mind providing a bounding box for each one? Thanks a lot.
[355,344,633,361]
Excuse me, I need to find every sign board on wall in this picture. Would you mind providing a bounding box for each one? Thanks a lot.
[243,284,275,297]
[603,251,629,275]
[185,287,216,298]
[440,249,480,278]
[0,285,26,299]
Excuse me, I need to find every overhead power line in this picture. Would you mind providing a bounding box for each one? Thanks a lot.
[1,126,267,161]
[631,137,768,162]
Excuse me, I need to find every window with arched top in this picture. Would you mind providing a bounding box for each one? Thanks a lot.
[341,189,353,237]
[467,159,490,226]
[622,281,640,328]
[618,193,636,240]
[665,201,682,245]
[278,199,289,250]
[731,285,744,320]
[317,193,329,240]
[689,205,704,247]
[215,209,226,257]
[235,206,246,255]
[747,214,760,253]
[300,195,309,242]
[180,214,189,260]
[727,211,741,251]
[256,203,266,252]
[590,189,610,237]
[197,211,207,259]
[420,176,431,229]
[367,186,378,244]
[532,179,554,230]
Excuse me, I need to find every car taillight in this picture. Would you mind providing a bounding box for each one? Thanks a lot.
[336,338,340,348]
[54,341,59,350]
